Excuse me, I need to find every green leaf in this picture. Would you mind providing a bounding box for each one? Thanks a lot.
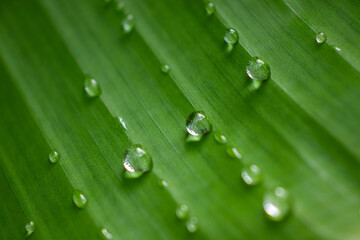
[0,0,359,239]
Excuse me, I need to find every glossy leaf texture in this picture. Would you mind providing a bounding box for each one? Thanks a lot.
[0,0,359,239]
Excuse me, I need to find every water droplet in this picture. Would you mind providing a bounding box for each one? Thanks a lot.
[84,75,101,98]
[186,217,199,233]
[246,57,271,81]
[25,221,35,237]
[205,2,216,16]
[213,131,227,144]
[315,32,326,44]
[224,28,239,45]
[122,14,135,33]
[263,186,290,221]
[115,1,125,12]
[176,204,189,220]
[186,111,212,137]
[241,164,262,186]
[73,190,87,208]
[49,151,60,163]
[101,228,113,239]
[334,46,341,52]
[159,179,168,188]
[118,117,127,130]
[123,145,152,178]
[161,64,170,74]
[226,146,242,160]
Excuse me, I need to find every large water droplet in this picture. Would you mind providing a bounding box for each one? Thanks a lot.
[186,111,212,137]
[263,186,290,221]
[25,221,35,237]
[226,146,242,160]
[213,131,227,144]
[316,32,326,44]
[84,75,101,98]
[246,57,271,81]
[101,228,113,239]
[241,164,262,186]
[123,145,152,179]
[49,151,60,164]
[205,2,216,16]
[122,14,135,33]
[161,64,170,74]
[186,217,199,233]
[224,28,239,45]
[176,204,189,220]
[73,190,87,208]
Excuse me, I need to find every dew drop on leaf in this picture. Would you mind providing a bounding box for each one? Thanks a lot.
[84,75,101,98]
[176,204,189,220]
[161,64,170,74]
[159,179,168,189]
[213,131,227,144]
[118,116,127,130]
[186,111,212,137]
[246,57,271,82]
[205,2,216,16]
[73,190,88,208]
[315,32,326,44]
[115,1,125,12]
[263,186,290,221]
[101,228,113,239]
[122,14,135,33]
[25,221,35,237]
[186,217,199,233]
[226,146,242,160]
[224,28,239,45]
[123,145,152,179]
[49,150,60,164]
[241,164,262,186]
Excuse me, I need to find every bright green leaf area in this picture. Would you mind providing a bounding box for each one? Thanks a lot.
[0,0,359,239]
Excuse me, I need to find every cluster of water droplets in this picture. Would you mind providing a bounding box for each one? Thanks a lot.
[175,204,199,233]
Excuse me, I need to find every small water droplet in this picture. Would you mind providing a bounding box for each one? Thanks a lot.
[315,32,326,44]
[176,204,189,220]
[49,151,60,163]
[186,111,212,137]
[159,179,168,188]
[226,146,242,160]
[122,14,135,33]
[186,217,199,233]
[224,28,239,45]
[118,117,127,130]
[241,164,262,186]
[205,2,216,16]
[263,186,290,221]
[25,221,35,237]
[123,145,152,179]
[101,228,113,239]
[334,46,341,52]
[161,64,170,74]
[84,75,101,98]
[73,190,87,208]
[115,1,125,12]
[213,131,227,144]
[246,57,271,82]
